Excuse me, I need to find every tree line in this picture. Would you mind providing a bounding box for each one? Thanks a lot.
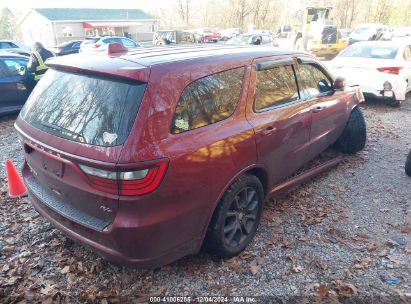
[153,0,411,31]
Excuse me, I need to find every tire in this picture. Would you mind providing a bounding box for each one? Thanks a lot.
[389,99,401,107]
[336,107,367,154]
[203,174,264,258]
[405,150,411,177]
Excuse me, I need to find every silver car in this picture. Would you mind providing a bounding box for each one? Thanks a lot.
[79,36,140,53]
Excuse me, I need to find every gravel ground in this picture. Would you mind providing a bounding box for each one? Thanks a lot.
[0,96,410,303]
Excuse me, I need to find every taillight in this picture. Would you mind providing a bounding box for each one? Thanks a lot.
[93,43,101,48]
[377,67,402,75]
[78,159,168,196]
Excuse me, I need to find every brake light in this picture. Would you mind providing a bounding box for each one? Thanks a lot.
[93,43,101,48]
[78,159,168,196]
[377,66,402,75]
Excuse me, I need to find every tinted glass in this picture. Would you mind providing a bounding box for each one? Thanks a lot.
[298,63,332,98]
[3,58,28,76]
[20,69,146,146]
[171,67,245,134]
[340,45,398,59]
[121,38,136,47]
[254,65,299,111]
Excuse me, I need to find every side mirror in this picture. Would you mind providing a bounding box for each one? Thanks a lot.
[333,76,346,91]
[18,66,26,76]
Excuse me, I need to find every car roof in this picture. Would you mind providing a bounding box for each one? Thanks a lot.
[111,45,303,66]
[0,51,29,58]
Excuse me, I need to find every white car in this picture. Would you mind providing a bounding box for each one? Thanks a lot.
[328,41,411,107]
[79,36,139,53]
[0,40,30,56]
[349,23,391,45]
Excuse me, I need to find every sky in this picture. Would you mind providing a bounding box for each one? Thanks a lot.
[0,0,169,10]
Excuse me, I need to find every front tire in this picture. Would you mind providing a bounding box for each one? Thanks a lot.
[336,107,366,154]
[389,99,401,107]
[405,150,411,177]
[203,174,264,258]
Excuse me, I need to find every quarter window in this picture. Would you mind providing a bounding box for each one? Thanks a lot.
[254,65,299,111]
[298,63,332,98]
[171,67,245,134]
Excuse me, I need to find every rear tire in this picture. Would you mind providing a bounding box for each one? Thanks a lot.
[405,150,411,177]
[336,107,366,154]
[203,174,264,259]
[389,99,401,107]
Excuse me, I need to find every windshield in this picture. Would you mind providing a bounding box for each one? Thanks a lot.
[354,27,374,34]
[20,69,146,146]
[339,45,398,59]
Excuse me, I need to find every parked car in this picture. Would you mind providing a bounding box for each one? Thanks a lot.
[226,33,279,47]
[406,150,411,176]
[194,28,222,42]
[79,36,140,53]
[50,40,82,56]
[348,23,391,45]
[276,25,293,38]
[16,45,366,268]
[219,28,243,40]
[0,40,31,56]
[328,41,411,107]
[152,30,198,45]
[0,53,35,115]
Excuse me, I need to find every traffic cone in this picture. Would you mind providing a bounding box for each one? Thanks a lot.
[5,160,27,198]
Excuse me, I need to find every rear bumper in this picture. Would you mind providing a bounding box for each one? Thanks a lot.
[25,172,202,268]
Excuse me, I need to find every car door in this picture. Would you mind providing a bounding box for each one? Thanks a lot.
[0,57,32,108]
[295,57,348,159]
[245,57,313,186]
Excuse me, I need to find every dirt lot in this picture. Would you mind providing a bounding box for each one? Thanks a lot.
[0,97,410,303]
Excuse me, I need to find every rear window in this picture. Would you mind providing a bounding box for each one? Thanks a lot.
[340,45,398,59]
[82,38,99,44]
[20,69,146,146]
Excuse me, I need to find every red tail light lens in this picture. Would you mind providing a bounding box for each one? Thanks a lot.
[377,67,402,75]
[93,43,101,48]
[78,159,168,196]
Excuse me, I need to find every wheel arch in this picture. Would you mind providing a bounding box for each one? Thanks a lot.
[199,164,269,243]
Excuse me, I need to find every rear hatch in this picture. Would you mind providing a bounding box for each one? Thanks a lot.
[16,59,148,230]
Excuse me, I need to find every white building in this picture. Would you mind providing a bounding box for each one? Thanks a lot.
[19,8,159,46]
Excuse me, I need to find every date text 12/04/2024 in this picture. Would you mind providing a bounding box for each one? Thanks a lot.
[149,296,257,303]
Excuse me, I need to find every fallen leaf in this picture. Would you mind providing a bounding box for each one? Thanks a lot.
[317,283,328,297]
[3,245,14,253]
[368,242,377,251]
[60,266,70,274]
[400,226,411,234]
[249,265,259,275]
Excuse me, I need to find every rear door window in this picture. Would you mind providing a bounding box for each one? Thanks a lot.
[20,69,146,146]
[298,63,333,98]
[254,64,299,111]
[171,67,245,134]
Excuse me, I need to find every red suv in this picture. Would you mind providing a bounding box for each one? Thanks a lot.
[15,45,366,268]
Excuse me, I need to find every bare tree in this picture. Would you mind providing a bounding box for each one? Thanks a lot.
[176,0,191,25]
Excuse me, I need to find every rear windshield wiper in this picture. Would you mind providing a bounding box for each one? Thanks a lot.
[40,122,86,142]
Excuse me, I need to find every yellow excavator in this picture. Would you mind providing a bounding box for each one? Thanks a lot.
[291,7,347,59]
